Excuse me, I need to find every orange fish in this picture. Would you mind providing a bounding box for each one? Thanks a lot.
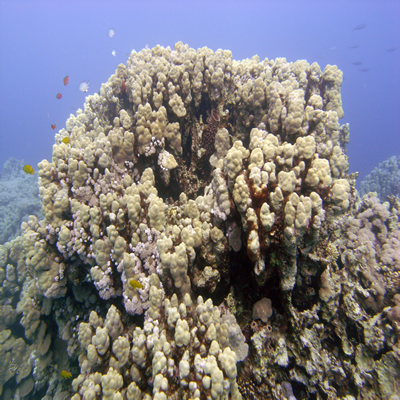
[51,124,57,130]
[56,93,62,99]
[63,74,70,86]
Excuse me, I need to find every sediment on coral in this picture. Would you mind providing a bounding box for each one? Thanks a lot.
[0,43,399,399]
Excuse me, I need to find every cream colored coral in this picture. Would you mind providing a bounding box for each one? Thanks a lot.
[105,305,123,339]
[148,194,166,231]
[260,203,275,231]
[278,170,297,193]
[112,336,130,367]
[331,179,350,210]
[284,89,305,136]
[169,93,186,117]
[158,150,178,170]
[232,174,251,214]
[214,128,230,159]
[225,140,249,184]
[101,368,123,400]
[92,326,110,356]
[305,158,332,187]
[296,136,316,159]
[322,64,344,119]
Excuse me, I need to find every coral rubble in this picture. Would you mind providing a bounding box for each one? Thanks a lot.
[0,43,399,399]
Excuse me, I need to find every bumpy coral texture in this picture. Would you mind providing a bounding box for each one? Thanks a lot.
[0,43,399,399]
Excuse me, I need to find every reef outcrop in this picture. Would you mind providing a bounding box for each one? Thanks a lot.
[0,43,399,399]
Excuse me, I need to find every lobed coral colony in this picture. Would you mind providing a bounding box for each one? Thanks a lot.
[0,42,399,399]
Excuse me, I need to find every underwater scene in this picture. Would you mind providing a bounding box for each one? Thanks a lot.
[0,1,399,399]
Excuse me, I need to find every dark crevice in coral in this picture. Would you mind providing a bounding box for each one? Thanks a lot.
[230,246,255,301]
[9,314,32,345]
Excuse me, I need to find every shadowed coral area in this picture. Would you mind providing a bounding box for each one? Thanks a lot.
[0,43,399,399]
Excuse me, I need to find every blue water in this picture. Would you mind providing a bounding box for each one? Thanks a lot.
[0,0,399,184]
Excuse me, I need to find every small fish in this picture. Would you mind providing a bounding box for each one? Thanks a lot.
[128,279,144,290]
[352,61,362,66]
[359,68,369,72]
[79,81,90,93]
[107,28,115,38]
[60,370,72,379]
[51,124,57,130]
[63,74,70,86]
[62,137,70,144]
[56,93,62,99]
[350,44,360,49]
[111,49,116,57]
[121,80,126,93]
[23,165,35,175]
[386,47,397,52]
[353,23,367,31]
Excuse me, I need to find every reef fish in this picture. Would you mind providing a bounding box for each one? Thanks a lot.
[63,74,70,86]
[112,50,116,57]
[353,23,367,31]
[51,124,57,130]
[60,370,72,379]
[56,93,62,99]
[23,165,35,175]
[108,28,115,38]
[62,137,70,144]
[352,61,362,66]
[79,81,89,93]
[128,279,144,290]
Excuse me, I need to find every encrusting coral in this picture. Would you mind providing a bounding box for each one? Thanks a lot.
[0,42,399,399]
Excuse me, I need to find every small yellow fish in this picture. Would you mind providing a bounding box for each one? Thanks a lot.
[23,165,35,175]
[62,137,70,144]
[60,370,72,379]
[128,279,144,290]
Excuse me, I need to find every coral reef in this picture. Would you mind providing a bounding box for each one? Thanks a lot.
[360,155,400,200]
[0,158,42,244]
[0,43,399,399]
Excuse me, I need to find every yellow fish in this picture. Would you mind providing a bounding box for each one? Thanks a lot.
[128,279,144,290]
[62,137,70,144]
[60,370,72,379]
[23,165,35,175]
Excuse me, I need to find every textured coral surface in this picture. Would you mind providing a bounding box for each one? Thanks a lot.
[0,43,399,400]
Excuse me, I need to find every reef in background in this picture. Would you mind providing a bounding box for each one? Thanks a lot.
[360,155,400,201]
[0,158,42,244]
[0,43,399,400]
